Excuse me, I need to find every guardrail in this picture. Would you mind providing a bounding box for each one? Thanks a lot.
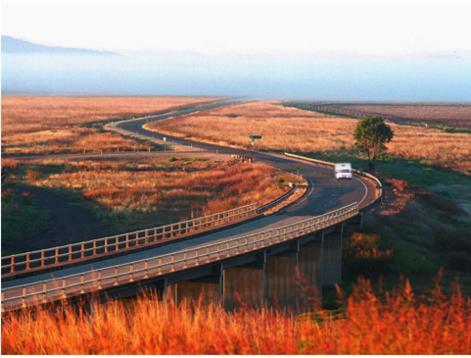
[256,184,298,213]
[283,152,382,208]
[1,204,258,279]
[1,202,358,312]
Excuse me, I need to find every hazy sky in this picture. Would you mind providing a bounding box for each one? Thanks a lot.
[3,0,471,56]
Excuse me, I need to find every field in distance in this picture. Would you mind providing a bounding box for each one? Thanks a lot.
[146,100,471,174]
[1,95,217,155]
[288,102,471,130]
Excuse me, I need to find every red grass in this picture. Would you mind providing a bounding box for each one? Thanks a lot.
[2,278,469,354]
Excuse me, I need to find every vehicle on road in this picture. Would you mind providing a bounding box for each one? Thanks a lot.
[335,163,352,180]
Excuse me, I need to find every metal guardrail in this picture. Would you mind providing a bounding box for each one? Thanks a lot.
[1,202,358,312]
[256,184,297,213]
[283,152,383,208]
[1,204,258,279]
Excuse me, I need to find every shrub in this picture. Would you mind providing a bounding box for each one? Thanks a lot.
[343,232,394,275]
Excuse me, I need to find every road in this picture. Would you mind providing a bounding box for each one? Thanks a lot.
[2,99,377,290]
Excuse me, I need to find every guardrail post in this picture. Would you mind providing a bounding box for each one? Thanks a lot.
[81,243,85,259]
[22,286,26,308]
[80,274,85,293]
[125,233,129,249]
[129,265,134,282]
[97,272,102,289]
[144,260,149,278]
[93,240,97,256]
[113,268,119,285]
[42,283,47,303]
[68,244,72,261]
[25,253,30,271]
[104,239,108,254]
[61,279,66,299]
[10,256,15,273]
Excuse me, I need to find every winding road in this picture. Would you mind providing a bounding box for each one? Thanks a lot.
[2,99,379,308]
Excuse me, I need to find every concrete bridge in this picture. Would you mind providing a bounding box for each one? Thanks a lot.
[1,99,382,312]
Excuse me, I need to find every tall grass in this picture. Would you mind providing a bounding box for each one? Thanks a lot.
[2,278,469,354]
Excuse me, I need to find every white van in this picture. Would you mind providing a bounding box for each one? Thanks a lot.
[335,163,352,180]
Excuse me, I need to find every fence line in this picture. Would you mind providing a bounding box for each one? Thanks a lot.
[1,204,258,278]
[1,202,358,312]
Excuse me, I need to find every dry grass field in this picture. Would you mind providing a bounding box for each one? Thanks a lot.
[148,101,471,174]
[1,96,216,154]
[335,103,471,129]
[21,155,300,214]
[2,154,302,254]
[2,278,469,354]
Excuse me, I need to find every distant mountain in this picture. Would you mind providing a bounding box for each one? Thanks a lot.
[1,36,117,56]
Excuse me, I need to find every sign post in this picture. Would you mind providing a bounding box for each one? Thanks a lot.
[248,134,262,147]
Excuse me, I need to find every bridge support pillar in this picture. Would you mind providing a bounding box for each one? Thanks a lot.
[347,213,364,229]
[297,239,323,311]
[167,277,220,306]
[265,246,298,309]
[321,224,344,287]
[223,261,265,310]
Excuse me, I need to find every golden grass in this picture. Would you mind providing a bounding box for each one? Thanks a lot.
[148,101,471,174]
[342,104,471,129]
[26,156,300,213]
[1,96,216,154]
[2,278,469,354]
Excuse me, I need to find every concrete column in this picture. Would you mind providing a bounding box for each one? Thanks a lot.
[321,225,343,287]
[265,251,298,309]
[297,239,323,310]
[167,277,220,306]
[223,263,264,310]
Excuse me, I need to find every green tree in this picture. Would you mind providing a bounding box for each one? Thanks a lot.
[354,115,393,169]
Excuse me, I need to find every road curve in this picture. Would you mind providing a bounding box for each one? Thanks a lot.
[2,99,377,291]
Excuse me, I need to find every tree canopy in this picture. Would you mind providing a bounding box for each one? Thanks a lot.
[354,115,394,166]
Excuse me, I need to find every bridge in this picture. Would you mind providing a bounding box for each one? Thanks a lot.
[1,99,382,312]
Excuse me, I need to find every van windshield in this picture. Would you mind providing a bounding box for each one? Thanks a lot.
[339,169,351,173]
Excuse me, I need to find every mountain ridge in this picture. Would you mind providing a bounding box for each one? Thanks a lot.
[2,36,117,56]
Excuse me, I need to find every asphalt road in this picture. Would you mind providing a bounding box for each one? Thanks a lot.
[3,99,377,289]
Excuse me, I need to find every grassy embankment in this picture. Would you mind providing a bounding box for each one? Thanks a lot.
[2,156,299,255]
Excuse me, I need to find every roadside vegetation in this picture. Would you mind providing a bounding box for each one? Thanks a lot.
[1,95,215,155]
[306,149,471,295]
[2,278,469,354]
[1,155,301,254]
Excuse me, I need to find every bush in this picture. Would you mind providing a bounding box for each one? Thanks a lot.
[25,169,40,182]
[343,232,394,275]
